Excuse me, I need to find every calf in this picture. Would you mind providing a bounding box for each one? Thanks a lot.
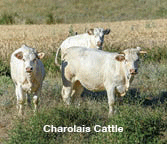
[55,28,110,66]
[10,45,45,115]
[61,47,146,116]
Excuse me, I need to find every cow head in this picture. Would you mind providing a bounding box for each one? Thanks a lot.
[115,47,147,76]
[87,28,110,49]
[14,45,45,74]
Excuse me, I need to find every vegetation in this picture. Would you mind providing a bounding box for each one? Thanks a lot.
[6,104,167,144]
[0,41,167,143]
[0,60,10,76]
[0,0,167,24]
[0,0,167,143]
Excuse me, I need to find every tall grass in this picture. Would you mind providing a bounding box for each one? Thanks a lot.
[1,0,167,24]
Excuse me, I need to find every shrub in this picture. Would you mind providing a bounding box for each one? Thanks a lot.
[0,13,15,24]
[68,25,77,36]
[0,60,10,77]
[46,13,55,24]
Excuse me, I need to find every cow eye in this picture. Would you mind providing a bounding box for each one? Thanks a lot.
[33,58,37,63]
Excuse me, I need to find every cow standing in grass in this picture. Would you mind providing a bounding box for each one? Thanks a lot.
[61,47,146,117]
[55,28,110,66]
[10,45,45,115]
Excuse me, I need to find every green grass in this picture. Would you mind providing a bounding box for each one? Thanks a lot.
[1,0,167,24]
[0,12,16,24]
[6,105,107,144]
[145,47,167,63]
[90,106,167,144]
[6,102,167,144]
[0,45,166,143]
[0,60,10,77]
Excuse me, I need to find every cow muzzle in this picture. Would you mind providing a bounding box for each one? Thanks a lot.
[97,41,102,47]
[26,67,33,73]
[130,69,138,75]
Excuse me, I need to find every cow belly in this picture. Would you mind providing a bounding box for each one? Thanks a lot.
[74,70,105,91]
[79,79,105,92]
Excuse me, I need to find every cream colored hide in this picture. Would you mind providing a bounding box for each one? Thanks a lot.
[55,28,110,66]
[10,45,45,115]
[61,47,146,117]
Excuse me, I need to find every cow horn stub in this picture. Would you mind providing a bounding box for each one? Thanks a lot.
[139,51,147,54]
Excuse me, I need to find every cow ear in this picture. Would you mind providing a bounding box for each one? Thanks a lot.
[15,52,23,59]
[139,51,147,54]
[136,47,147,54]
[87,29,94,35]
[37,52,45,59]
[103,29,110,35]
[115,54,125,62]
[21,44,27,48]
[136,46,141,51]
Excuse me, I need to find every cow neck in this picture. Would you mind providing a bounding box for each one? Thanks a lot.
[89,36,96,48]
[121,61,131,88]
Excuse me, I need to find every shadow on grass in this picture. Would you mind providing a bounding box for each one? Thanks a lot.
[81,88,167,107]
[81,88,107,102]
[123,89,167,108]
[143,91,167,106]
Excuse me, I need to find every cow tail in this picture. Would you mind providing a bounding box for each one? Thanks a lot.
[55,47,61,67]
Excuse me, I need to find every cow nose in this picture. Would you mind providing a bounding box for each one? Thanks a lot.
[26,67,33,72]
[97,41,102,47]
[130,69,138,75]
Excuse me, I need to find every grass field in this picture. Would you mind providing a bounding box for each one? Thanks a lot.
[0,19,167,143]
[0,0,167,24]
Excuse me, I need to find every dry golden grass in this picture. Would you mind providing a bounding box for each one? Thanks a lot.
[0,19,167,61]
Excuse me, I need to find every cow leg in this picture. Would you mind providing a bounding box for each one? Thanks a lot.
[25,93,31,109]
[33,88,41,113]
[61,85,73,105]
[15,84,24,116]
[71,81,84,105]
[106,87,116,117]
[61,60,73,105]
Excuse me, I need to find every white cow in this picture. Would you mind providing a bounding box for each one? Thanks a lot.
[10,45,45,115]
[55,28,110,66]
[61,47,146,116]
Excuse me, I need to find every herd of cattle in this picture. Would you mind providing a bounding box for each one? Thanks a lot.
[10,28,147,116]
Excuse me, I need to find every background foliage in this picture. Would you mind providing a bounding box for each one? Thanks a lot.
[0,0,167,24]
